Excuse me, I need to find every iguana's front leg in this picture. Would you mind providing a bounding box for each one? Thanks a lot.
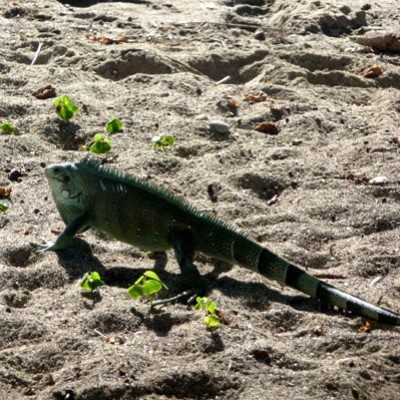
[33,213,91,252]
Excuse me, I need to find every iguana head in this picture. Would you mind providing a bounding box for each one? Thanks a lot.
[45,162,82,200]
[45,162,86,224]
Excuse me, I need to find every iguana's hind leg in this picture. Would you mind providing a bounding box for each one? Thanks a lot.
[172,233,202,284]
[151,232,204,307]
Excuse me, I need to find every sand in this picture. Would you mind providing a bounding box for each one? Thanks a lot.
[0,0,399,399]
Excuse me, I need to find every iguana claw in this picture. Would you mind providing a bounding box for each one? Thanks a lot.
[30,240,57,253]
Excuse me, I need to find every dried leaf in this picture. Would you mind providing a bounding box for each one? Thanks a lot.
[254,121,279,135]
[362,65,383,78]
[245,91,267,103]
[358,320,373,333]
[228,100,238,109]
[0,187,11,198]
[314,325,324,336]
[33,85,57,99]
[85,34,128,44]
[215,309,229,325]
[351,33,400,52]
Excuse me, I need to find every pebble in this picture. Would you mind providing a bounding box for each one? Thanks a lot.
[209,120,230,134]
[8,169,22,182]
[254,29,266,41]
[369,176,387,185]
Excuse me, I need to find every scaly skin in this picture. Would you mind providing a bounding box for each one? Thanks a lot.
[42,156,400,325]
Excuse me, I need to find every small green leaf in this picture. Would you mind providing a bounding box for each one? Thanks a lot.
[205,314,220,329]
[106,117,123,133]
[143,270,161,281]
[54,95,78,122]
[89,134,111,154]
[1,120,15,135]
[0,203,8,212]
[195,296,207,310]
[93,133,103,143]
[206,301,217,314]
[134,275,145,285]
[80,271,104,292]
[143,270,168,289]
[195,297,220,330]
[127,284,144,299]
[127,270,168,300]
[152,135,175,151]
[142,280,162,296]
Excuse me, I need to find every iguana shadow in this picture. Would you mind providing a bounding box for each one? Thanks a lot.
[55,238,314,316]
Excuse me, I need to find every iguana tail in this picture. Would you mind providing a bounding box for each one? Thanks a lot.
[258,248,400,325]
[195,218,400,325]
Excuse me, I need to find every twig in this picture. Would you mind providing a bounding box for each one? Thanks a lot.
[93,329,108,339]
[216,75,232,85]
[370,276,383,287]
[150,289,197,307]
[31,42,43,65]
[175,21,283,32]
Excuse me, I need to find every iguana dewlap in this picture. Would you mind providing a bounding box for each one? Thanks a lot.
[43,156,400,325]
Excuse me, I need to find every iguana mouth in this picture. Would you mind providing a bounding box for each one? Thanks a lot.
[63,190,83,200]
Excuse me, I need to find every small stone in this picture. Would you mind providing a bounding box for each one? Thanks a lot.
[254,29,266,41]
[209,120,230,134]
[369,176,387,185]
[8,169,22,182]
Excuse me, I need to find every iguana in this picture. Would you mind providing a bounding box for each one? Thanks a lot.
[41,156,400,325]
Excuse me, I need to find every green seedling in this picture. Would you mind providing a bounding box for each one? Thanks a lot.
[80,271,104,292]
[0,203,8,212]
[1,120,15,135]
[127,270,168,300]
[54,95,78,122]
[195,296,220,330]
[152,135,175,151]
[105,117,123,133]
[89,133,111,154]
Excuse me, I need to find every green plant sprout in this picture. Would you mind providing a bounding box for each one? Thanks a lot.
[80,271,104,292]
[0,203,8,212]
[127,271,168,300]
[89,134,111,154]
[105,117,123,133]
[54,95,78,121]
[1,120,15,135]
[195,297,220,330]
[152,135,175,151]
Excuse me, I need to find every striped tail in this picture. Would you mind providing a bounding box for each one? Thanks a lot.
[256,248,400,325]
[194,214,400,325]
